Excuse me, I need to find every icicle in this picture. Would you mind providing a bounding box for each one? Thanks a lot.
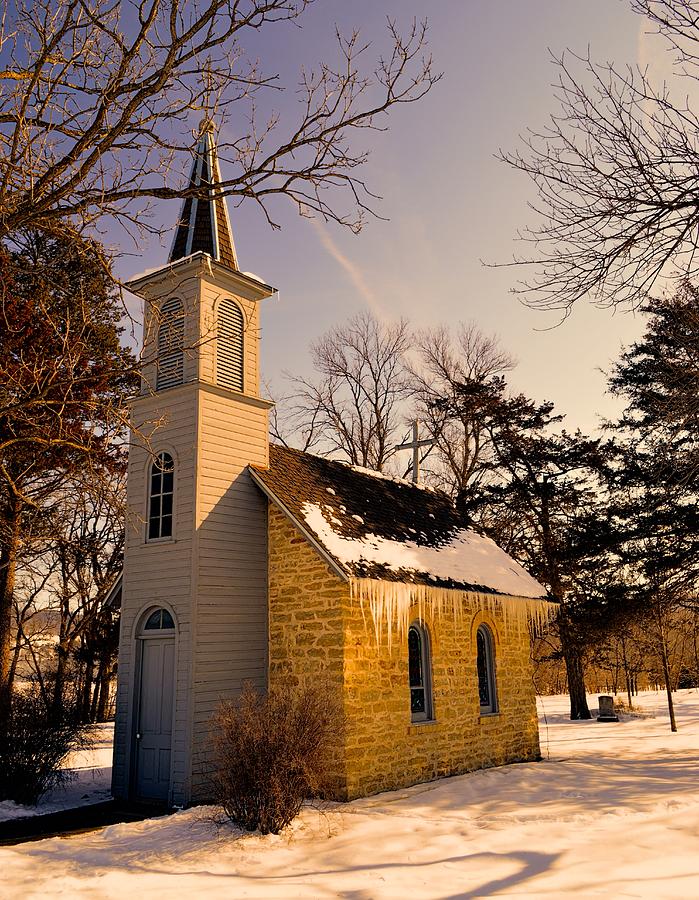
[349,578,557,649]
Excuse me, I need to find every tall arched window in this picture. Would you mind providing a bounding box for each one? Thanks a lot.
[148,452,174,540]
[157,298,185,390]
[217,298,244,391]
[476,624,497,714]
[408,622,433,722]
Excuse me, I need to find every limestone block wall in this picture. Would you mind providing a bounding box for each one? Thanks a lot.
[342,600,540,799]
[267,506,541,801]
[267,506,350,795]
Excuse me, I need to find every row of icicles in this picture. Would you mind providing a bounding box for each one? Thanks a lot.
[350,578,558,650]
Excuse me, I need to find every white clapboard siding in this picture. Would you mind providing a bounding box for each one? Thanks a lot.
[189,387,269,795]
[112,386,197,808]
[216,298,245,391]
[116,252,273,806]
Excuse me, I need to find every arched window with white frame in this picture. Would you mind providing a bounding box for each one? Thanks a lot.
[476,624,497,714]
[408,622,433,722]
[217,298,244,391]
[148,452,175,540]
[157,298,185,390]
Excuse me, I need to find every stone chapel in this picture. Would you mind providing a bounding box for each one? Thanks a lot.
[111,121,554,808]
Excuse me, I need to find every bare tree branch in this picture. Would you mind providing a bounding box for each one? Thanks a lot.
[499,1,699,310]
[273,312,412,471]
[411,322,515,496]
[0,2,440,241]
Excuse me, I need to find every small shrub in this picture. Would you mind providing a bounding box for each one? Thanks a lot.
[613,697,653,719]
[211,682,343,835]
[0,688,90,806]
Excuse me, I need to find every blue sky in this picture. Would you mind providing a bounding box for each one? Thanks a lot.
[119,0,663,434]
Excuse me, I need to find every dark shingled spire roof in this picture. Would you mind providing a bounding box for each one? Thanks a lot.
[169,119,238,270]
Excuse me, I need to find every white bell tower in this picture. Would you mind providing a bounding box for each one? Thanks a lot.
[112,120,276,806]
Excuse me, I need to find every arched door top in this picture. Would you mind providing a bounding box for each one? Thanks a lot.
[142,607,176,633]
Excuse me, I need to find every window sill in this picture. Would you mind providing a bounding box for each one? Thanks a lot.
[145,537,176,546]
[479,711,500,721]
[408,718,438,735]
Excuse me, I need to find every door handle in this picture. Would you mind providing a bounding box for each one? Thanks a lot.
[136,733,141,740]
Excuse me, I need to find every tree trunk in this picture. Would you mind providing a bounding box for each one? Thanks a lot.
[7,622,24,700]
[559,618,591,720]
[83,661,94,722]
[52,643,69,720]
[92,661,108,722]
[0,499,22,724]
[90,674,100,723]
[563,646,591,719]
[620,635,633,710]
[657,609,678,733]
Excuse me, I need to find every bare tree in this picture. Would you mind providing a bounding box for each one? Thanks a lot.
[8,543,57,699]
[272,312,412,471]
[0,1,439,242]
[500,1,699,311]
[411,322,515,496]
[47,474,125,720]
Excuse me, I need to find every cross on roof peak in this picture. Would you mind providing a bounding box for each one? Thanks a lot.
[395,420,435,484]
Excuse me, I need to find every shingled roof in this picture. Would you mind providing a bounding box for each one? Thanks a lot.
[169,119,238,270]
[250,445,546,599]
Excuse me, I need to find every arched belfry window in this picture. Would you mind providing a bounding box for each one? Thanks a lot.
[157,298,185,390]
[217,298,244,391]
[408,622,433,722]
[476,624,497,714]
[148,452,174,540]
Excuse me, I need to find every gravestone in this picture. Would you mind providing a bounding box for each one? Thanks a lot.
[597,695,619,722]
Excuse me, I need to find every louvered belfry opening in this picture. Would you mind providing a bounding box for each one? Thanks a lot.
[157,297,185,390]
[217,299,244,391]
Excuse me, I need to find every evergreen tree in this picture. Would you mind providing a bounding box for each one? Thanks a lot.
[606,283,699,730]
[440,377,613,720]
[0,231,137,722]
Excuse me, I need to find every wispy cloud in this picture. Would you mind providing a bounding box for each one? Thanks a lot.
[310,219,385,320]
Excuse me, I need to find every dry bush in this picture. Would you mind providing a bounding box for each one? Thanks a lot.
[211,682,343,835]
[612,697,654,719]
[0,687,91,805]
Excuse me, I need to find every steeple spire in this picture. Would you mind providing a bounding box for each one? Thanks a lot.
[169,118,238,270]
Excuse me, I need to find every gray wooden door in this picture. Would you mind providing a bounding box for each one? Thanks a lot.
[134,635,175,801]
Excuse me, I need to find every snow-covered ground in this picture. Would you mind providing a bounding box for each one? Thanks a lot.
[0,723,113,822]
[3,692,699,897]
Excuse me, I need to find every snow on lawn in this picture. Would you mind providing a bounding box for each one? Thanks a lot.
[0,723,113,822]
[3,693,699,897]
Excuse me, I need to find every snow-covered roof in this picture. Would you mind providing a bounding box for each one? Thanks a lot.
[250,445,547,599]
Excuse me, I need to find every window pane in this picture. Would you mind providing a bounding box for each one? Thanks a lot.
[151,470,162,494]
[408,628,422,688]
[162,471,174,494]
[144,610,162,629]
[161,493,173,516]
[148,517,160,540]
[477,628,491,708]
[411,687,425,714]
[160,514,172,537]
[160,453,174,472]
[161,610,175,629]
[150,496,161,519]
